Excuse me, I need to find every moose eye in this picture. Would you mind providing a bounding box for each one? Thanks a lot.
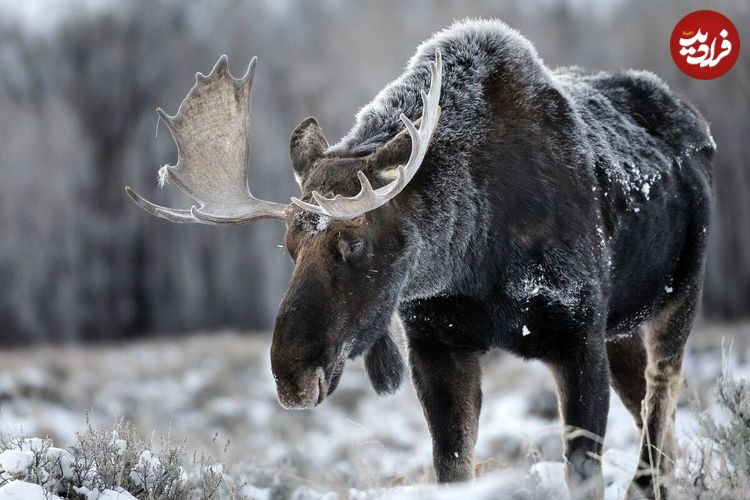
[349,240,364,254]
[336,236,369,263]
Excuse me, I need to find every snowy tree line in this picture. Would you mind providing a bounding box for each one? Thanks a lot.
[0,0,747,343]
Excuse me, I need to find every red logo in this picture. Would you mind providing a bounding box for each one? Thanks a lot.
[670,10,740,80]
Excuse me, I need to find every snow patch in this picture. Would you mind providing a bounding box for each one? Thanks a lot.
[0,481,59,500]
[0,450,33,475]
[294,211,331,234]
[516,269,584,310]
[522,325,531,336]
[316,214,331,232]
[74,486,138,500]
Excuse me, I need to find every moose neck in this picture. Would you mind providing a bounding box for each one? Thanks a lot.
[394,155,495,303]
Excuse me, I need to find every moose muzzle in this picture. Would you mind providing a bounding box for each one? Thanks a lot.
[273,366,328,409]
[271,277,335,409]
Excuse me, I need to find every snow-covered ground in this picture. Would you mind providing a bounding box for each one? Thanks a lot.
[0,322,748,499]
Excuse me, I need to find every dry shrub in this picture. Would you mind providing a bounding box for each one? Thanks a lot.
[0,418,247,499]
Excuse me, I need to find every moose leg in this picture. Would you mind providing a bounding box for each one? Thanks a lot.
[550,337,609,500]
[606,330,648,429]
[627,294,696,500]
[408,338,483,483]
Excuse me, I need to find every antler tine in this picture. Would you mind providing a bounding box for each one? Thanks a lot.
[400,112,422,178]
[126,186,208,224]
[312,171,377,212]
[290,49,442,220]
[291,171,378,217]
[127,55,288,225]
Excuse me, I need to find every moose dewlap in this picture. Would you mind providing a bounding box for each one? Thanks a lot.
[127,19,714,500]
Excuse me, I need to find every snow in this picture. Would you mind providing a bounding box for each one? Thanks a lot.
[99,490,139,500]
[294,211,331,234]
[531,461,567,493]
[241,485,272,500]
[18,438,45,453]
[75,486,138,500]
[97,489,138,500]
[128,450,161,489]
[601,448,638,500]
[0,450,33,475]
[517,271,584,309]
[109,432,127,456]
[0,481,60,500]
[0,326,746,498]
[316,215,331,232]
[46,447,75,479]
[522,325,531,336]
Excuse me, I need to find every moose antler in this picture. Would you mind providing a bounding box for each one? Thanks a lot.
[126,55,287,224]
[291,49,442,220]
[127,51,442,223]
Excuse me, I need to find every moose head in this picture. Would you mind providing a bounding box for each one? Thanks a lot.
[126,52,442,409]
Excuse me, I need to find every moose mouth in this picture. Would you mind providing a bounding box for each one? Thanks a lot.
[277,349,347,409]
[316,352,345,405]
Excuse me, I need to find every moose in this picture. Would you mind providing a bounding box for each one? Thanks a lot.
[127,19,715,500]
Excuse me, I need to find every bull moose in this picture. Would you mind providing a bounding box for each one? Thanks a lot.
[127,19,714,500]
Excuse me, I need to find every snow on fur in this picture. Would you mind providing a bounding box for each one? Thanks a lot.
[331,19,714,208]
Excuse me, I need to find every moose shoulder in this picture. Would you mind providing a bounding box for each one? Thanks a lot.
[127,19,714,500]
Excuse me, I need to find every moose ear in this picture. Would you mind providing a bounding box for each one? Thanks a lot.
[290,117,328,183]
[371,118,423,180]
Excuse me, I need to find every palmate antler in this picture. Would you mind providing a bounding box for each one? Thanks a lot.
[126,55,287,224]
[291,49,442,219]
[126,50,442,223]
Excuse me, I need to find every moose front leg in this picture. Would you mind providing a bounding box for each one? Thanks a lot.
[549,337,610,500]
[408,337,483,483]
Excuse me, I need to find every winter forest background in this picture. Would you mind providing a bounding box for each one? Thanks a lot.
[0,0,748,344]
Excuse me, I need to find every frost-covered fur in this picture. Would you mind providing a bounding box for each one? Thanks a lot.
[280,18,714,500]
[328,19,537,155]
